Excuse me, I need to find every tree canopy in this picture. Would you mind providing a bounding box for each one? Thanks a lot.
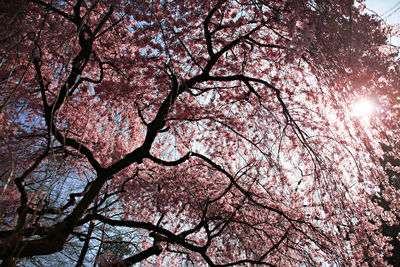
[0,0,399,266]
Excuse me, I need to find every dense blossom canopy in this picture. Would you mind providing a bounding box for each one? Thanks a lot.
[0,0,399,266]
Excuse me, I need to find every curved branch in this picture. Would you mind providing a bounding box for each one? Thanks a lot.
[204,2,222,57]
[146,152,192,166]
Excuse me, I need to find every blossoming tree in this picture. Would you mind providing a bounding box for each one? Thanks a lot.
[0,0,399,265]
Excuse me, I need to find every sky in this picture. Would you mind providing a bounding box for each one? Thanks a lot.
[365,0,400,45]
[365,0,400,24]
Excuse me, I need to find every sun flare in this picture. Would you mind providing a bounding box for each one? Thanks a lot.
[352,99,375,118]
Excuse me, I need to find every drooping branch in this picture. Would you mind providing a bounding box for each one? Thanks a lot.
[205,74,320,165]
[190,152,329,251]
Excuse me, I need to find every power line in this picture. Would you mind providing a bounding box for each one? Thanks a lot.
[384,4,400,19]
[381,0,400,16]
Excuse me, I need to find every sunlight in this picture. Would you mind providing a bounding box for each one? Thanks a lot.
[352,99,375,118]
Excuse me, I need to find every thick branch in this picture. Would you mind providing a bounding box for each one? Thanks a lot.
[114,244,161,267]
[146,152,191,166]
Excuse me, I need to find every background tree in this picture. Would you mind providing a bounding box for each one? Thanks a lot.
[0,0,399,266]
